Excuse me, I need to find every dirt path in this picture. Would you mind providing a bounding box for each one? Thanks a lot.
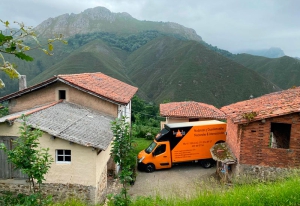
[128,163,216,198]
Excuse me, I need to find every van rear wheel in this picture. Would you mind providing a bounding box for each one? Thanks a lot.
[145,163,155,173]
[201,160,213,168]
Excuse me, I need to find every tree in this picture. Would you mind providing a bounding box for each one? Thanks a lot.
[110,116,136,206]
[0,115,53,192]
[0,19,67,88]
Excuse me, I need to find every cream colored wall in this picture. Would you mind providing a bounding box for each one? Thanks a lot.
[0,122,19,136]
[0,122,103,187]
[67,85,118,117]
[8,82,118,117]
[9,84,57,113]
[95,143,111,185]
[39,132,98,186]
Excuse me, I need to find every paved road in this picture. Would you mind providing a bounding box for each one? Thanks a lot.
[128,162,216,198]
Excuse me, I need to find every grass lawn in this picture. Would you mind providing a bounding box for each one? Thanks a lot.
[133,137,152,155]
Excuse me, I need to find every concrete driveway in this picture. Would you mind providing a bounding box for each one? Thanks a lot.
[128,162,216,198]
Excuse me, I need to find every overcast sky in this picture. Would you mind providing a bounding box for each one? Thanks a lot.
[1,0,299,57]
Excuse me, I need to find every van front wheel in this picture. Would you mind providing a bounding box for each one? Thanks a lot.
[145,163,155,173]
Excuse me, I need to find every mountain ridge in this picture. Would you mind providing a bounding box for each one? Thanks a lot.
[34,6,202,42]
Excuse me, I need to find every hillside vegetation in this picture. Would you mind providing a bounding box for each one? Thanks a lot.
[125,37,279,106]
[232,54,300,89]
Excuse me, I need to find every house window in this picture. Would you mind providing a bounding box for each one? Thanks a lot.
[56,150,71,163]
[58,90,66,100]
[270,123,291,149]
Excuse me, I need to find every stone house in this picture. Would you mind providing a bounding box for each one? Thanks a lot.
[0,72,138,203]
[219,87,300,178]
[160,101,226,129]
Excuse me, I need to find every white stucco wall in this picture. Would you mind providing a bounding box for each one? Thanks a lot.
[95,144,111,185]
[118,101,131,124]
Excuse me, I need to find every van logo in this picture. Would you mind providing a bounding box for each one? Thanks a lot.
[173,129,185,137]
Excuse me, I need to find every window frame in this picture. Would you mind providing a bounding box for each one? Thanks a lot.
[56,149,71,163]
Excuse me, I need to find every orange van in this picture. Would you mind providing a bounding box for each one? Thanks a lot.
[137,120,226,172]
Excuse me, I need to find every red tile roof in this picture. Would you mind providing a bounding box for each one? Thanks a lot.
[160,101,226,119]
[57,73,138,104]
[221,87,300,124]
[0,73,138,105]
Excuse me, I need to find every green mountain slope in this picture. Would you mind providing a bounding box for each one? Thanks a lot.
[29,39,131,85]
[125,37,280,107]
[232,54,300,89]
[27,36,280,107]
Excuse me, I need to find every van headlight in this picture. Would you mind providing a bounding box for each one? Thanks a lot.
[138,156,145,163]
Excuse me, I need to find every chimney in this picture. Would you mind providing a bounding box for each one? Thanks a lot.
[19,75,27,91]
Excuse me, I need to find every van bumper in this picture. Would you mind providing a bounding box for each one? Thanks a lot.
[137,162,146,171]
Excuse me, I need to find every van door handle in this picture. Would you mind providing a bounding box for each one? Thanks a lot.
[163,156,167,157]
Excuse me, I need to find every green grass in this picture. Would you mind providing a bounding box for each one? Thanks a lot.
[130,172,300,206]
[133,137,152,155]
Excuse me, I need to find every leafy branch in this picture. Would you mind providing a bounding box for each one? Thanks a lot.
[0,19,67,88]
[110,116,136,206]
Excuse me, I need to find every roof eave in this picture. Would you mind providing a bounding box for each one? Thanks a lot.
[232,110,300,124]
[58,78,134,106]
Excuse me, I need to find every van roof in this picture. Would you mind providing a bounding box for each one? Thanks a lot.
[165,120,226,129]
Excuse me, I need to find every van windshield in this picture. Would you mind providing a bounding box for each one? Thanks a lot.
[145,141,157,154]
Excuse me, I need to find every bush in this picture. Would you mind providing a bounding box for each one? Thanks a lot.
[131,124,160,140]
[0,192,52,206]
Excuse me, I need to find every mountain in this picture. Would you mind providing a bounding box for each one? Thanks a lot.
[28,35,280,107]
[232,54,300,89]
[0,6,282,107]
[124,37,279,107]
[35,6,201,42]
[236,47,285,58]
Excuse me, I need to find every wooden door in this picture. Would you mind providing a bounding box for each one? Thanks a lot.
[0,136,27,179]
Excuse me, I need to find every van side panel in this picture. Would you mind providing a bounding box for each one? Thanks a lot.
[171,124,226,163]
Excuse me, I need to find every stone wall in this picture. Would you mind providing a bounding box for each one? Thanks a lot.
[233,163,293,182]
[0,181,100,204]
[96,164,108,203]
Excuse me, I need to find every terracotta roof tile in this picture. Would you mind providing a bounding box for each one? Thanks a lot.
[58,73,138,104]
[221,87,300,124]
[160,101,226,120]
[0,73,138,105]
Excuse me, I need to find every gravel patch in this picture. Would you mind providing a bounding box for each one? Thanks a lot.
[128,162,216,198]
